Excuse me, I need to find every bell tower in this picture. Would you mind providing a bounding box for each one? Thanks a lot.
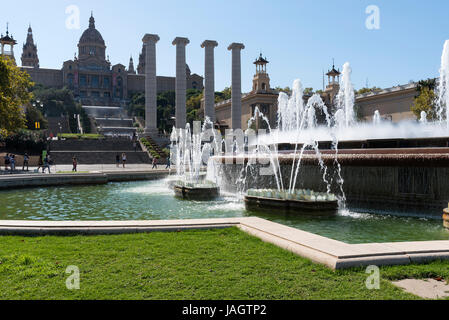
[252,53,270,93]
[0,23,17,65]
[21,24,39,68]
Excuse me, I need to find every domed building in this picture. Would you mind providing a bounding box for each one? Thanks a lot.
[20,14,203,107]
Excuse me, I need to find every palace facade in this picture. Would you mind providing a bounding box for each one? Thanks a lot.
[14,15,203,107]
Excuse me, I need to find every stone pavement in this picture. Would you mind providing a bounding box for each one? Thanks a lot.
[0,163,174,174]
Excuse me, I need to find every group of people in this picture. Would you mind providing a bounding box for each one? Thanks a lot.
[2,153,30,172]
[114,153,171,170]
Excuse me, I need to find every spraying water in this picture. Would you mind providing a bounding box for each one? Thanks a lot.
[437,40,449,128]
[373,110,381,125]
[335,62,355,128]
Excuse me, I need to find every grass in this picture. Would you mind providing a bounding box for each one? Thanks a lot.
[0,227,447,300]
[57,133,104,140]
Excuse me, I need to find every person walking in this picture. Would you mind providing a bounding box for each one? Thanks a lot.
[4,154,10,171]
[72,156,78,172]
[122,152,127,168]
[42,155,51,174]
[152,157,158,170]
[22,153,29,171]
[10,155,15,172]
[165,157,171,170]
[115,154,120,168]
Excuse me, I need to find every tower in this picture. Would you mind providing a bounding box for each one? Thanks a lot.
[323,60,341,106]
[21,24,39,68]
[0,23,17,64]
[252,53,270,92]
[128,55,136,74]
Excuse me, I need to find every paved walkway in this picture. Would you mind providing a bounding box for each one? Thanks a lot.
[0,163,174,174]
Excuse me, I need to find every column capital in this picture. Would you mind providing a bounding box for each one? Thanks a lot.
[142,34,160,44]
[201,40,218,48]
[227,43,245,51]
[172,37,190,46]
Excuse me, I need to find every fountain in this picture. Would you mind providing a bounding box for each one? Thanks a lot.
[170,118,221,200]
[207,45,449,218]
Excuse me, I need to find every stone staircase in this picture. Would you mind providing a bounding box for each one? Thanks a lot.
[82,106,137,137]
[49,138,150,165]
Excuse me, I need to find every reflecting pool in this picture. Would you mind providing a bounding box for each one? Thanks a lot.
[0,179,447,244]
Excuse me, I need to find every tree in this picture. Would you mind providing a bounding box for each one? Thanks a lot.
[0,56,33,137]
[411,86,437,120]
[32,86,90,133]
[215,87,232,103]
[274,86,292,95]
[356,87,382,95]
[304,87,314,95]
[25,104,47,130]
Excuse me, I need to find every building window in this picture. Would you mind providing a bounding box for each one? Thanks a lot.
[103,77,110,88]
[92,91,100,98]
[91,76,99,88]
[79,75,87,87]
[104,92,110,98]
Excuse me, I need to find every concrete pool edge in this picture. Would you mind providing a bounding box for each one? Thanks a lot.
[0,170,170,189]
[1,217,448,270]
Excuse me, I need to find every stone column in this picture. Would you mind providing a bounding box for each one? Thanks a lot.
[172,37,190,129]
[201,40,218,124]
[142,34,160,135]
[227,43,245,130]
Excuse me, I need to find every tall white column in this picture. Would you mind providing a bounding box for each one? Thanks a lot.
[227,43,245,130]
[201,40,218,124]
[142,33,160,135]
[172,37,190,129]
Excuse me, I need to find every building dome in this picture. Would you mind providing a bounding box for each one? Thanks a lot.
[79,15,105,46]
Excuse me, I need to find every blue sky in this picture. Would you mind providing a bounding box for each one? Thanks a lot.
[3,0,449,92]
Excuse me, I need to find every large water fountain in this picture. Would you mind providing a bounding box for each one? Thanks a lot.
[204,40,449,217]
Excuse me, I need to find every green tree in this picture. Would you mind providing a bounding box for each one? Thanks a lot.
[274,86,292,95]
[411,86,437,120]
[32,86,90,133]
[0,56,33,137]
[25,104,48,130]
[356,87,382,95]
[304,87,314,95]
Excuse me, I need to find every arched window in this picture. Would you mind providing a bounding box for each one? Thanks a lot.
[262,83,266,90]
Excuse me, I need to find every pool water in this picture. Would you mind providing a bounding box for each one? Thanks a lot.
[0,179,448,244]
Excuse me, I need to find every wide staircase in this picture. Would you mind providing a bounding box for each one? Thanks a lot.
[83,106,137,137]
[49,138,150,165]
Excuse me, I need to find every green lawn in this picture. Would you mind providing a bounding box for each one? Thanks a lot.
[0,227,447,300]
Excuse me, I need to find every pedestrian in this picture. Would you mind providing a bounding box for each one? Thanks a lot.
[42,155,51,173]
[122,152,127,168]
[115,154,120,168]
[10,155,15,172]
[165,157,171,170]
[4,154,10,171]
[152,157,158,169]
[72,156,77,172]
[22,153,29,171]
